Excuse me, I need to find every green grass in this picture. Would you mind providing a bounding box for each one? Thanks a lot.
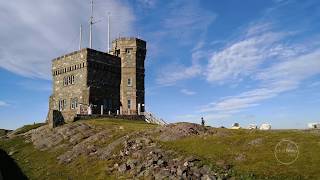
[0,119,155,180]
[161,129,320,179]
[13,123,46,135]
[1,119,319,179]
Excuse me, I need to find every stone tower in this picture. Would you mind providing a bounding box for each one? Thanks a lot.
[110,37,146,115]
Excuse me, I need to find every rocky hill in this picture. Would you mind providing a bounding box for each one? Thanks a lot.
[0,119,320,179]
[0,129,11,137]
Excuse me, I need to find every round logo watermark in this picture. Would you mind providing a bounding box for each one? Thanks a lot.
[274,139,299,165]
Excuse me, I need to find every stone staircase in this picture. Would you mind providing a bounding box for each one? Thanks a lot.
[143,112,167,126]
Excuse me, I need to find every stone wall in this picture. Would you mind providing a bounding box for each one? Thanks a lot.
[74,114,145,121]
[51,49,89,122]
[87,49,121,114]
[111,38,146,115]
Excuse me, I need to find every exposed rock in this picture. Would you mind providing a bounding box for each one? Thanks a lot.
[97,136,127,160]
[234,153,246,162]
[118,164,128,172]
[21,121,235,179]
[157,122,208,141]
[248,138,263,146]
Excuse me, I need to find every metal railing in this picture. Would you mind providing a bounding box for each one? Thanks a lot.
[142,112,167,126]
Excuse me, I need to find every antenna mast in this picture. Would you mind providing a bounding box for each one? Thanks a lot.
[79,24,83,50]
[107,12,111,53]
[89,0,94,49]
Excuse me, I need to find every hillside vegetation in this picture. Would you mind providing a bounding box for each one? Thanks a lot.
[0,119,319,180]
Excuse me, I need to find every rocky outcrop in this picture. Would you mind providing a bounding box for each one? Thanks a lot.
[23,122,234,179]
[156,122,215,141]
[107,132,232,179]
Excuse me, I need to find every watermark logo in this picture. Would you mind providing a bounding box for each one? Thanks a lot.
[274,139,299,165]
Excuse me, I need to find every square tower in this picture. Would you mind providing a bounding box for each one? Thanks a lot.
[110,37,146,115]
[48,48,121,125]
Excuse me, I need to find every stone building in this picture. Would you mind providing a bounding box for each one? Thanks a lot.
[47,37,146,126]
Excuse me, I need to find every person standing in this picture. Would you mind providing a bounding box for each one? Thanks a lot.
[201,117,205,126]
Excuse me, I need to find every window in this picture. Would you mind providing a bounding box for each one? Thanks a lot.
[70,98,78,109]
[125,48,133,54]
[127,78,132,86]
[68,76,71,85]
[63,77,68,86]
[127,99,131,109]
[115,49,120,56]
[71,75,75,84]
[63,75,75,86]
[59,99,66,111]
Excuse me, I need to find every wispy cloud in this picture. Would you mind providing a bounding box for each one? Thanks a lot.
[0,100,9,107]
[156,63,201,86]
[205,27,304,83]
[163,0,216,41]
[180,89,196,95]
[0,0,135,80]
[200,49,320,114]
[152,0,216,86]
[171,19,320,121]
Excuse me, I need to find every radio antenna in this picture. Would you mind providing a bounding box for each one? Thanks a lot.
[79,24,83,50]
[107,12,111,53]
[89,0,94,48]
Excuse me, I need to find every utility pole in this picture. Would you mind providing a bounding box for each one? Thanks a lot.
[89,0,94,49]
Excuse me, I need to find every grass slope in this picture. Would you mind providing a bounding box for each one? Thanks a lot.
[12,123,46,135]
[162,129,320,179]
[0,119,319,179]
[0,119,155,180]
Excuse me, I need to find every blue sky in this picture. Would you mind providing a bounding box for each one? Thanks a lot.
[0,0,320,129]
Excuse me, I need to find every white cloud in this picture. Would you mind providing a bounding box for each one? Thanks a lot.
[156,44,210,86]
[200,49,320,113]
[0,0,135,79]
[153,0,216,86]
[0,101,8,107]
[180,89,196,95]
[156,64,201,86]
[205,30,304,83]
[256,50,320,82]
